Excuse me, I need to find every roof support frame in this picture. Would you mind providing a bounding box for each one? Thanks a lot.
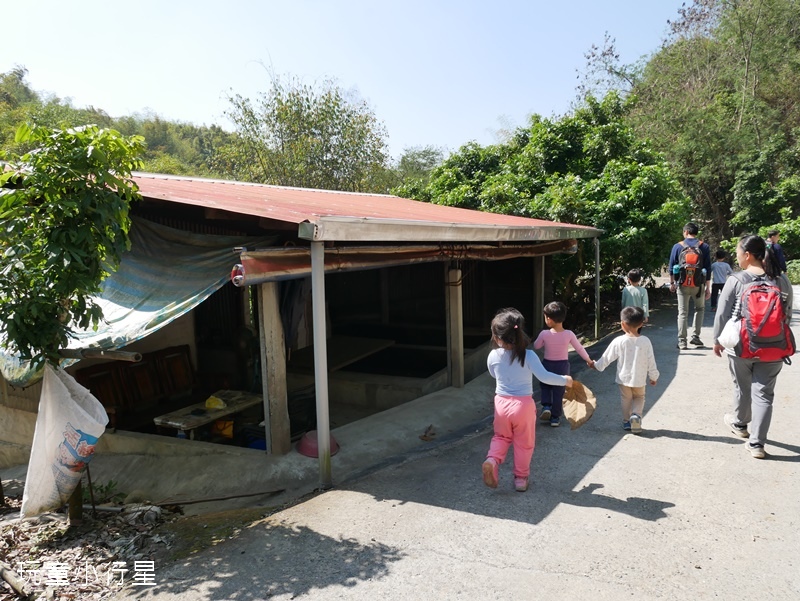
[311,241,333,490]
[298,216,600,243]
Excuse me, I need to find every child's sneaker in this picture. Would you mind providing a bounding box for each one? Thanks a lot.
[539,407,552,421]
[514,476,528,492]
[622,421,632,431]
[482,458,499,488]
[630,414,642,434]
[549,416,561,428]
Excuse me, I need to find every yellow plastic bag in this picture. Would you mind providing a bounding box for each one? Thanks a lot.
[205,395,227,409]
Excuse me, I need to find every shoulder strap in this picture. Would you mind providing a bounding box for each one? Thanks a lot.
[730,271,757,318]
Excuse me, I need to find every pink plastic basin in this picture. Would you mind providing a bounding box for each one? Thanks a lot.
[296,430,340,458]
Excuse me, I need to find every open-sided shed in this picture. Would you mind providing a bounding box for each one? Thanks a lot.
[0,172,603,487]
[131,173,602,486]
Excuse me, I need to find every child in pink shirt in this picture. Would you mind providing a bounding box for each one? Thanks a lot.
[533,301,593,427]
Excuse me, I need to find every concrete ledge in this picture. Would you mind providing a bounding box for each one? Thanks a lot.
[95,429,268,457]
[0,441,30,469]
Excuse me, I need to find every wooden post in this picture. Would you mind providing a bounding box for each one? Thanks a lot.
[533,256,545,334]
[68,480,82,525]
[258,282,291,455]
[446,267,465,388]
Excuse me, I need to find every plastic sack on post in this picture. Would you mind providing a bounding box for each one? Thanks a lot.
[21,364,109,518]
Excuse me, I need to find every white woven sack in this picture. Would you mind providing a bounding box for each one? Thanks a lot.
[21,364,109,517]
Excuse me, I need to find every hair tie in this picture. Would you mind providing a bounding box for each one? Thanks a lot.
[513,325,518,329]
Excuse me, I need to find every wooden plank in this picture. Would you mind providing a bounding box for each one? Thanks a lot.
[288,336,394,373]
[260,282,291,455]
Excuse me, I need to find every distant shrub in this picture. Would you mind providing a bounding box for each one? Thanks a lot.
[786,260,800,285]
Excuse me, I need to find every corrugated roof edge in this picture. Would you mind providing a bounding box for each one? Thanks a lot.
[132,172,400,198]
[131,172,604,242]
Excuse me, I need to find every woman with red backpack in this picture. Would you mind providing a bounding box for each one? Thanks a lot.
[712,234,794,459]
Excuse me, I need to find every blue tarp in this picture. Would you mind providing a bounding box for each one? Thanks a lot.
[0,217,276,387]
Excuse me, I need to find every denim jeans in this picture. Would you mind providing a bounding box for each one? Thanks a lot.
[540,358,570,418]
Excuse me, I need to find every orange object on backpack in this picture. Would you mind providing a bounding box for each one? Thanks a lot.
[677,240,706,289]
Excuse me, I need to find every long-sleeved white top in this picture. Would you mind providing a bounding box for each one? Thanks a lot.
[593,334,659,387]
[487,348,569,397]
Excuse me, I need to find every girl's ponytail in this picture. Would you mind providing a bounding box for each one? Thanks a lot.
[740,233,780,279]
[491,308,531,366]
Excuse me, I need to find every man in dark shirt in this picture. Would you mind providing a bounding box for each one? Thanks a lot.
[767,229,788,273]
[668,222,712,350]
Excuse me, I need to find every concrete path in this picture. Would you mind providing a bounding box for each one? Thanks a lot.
[105,292,800,599]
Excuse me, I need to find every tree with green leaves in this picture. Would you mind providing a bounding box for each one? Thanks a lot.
[221,74,390,192]
[0,124,144,367]
[621,0,800,246]
[389,145,446,198]
[411,92,690,298]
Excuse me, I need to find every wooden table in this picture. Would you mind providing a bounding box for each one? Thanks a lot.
[153,389,263,439]
[289,335,394,372]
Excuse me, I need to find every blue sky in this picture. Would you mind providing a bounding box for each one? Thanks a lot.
[3,1,685,160]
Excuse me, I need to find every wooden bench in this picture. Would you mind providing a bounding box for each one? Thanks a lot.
[74,345,197,431]
[153,389,263,439]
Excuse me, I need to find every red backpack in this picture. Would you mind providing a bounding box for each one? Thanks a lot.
[736,275,795,362]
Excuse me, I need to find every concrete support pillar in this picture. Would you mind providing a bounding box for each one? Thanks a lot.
[380,269,390,324]
[311,241,333,489]
[446,266,464,388]
[533,256,545,333]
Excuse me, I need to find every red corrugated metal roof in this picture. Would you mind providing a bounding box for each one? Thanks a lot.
[132,173,599,234]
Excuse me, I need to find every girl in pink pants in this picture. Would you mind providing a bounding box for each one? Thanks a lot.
[483,308,573,492]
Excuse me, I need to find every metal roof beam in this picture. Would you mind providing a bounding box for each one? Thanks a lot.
[298,216,601,243]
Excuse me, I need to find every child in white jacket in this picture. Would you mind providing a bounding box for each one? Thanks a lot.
[590,306,659,434]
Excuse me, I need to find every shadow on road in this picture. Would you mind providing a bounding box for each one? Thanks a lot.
[123,522,405,600]
[562,482,675,520]
[335,297,800,528]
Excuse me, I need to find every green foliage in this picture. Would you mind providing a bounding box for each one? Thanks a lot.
[412,92,690,299]
[732,133,800,259]
[82,478,125,504]
[786,259,800,284]
[221,74,389,192]
[389,145,445,196]
[0,68,238,180]
[0,124,144,367]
